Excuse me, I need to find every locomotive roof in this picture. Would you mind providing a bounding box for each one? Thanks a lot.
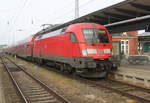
[34,0,150,36]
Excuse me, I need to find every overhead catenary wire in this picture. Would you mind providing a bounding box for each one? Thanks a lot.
[8,0,97,45]
[80,0,96,8]
[9,0,28,44]
[45,0,97,24]
[14,0,28,24]
[42,0,74,23]
[9,0,28,33]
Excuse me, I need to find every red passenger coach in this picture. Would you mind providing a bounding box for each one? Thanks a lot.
[15,36,35,59]
[32,23,116,78]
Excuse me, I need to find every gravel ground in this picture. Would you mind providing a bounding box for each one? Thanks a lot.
[8,56,139,103]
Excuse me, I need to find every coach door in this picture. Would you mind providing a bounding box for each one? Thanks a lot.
[26,43,31,56]
[35,35,42,57]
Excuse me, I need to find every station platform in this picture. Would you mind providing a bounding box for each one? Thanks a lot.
[112,65,150,88]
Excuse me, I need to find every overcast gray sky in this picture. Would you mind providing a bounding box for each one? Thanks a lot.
[0,0,126,45]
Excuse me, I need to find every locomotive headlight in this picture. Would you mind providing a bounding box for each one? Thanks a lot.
[104,49,111,53]
[82,49,88,56]
[82,49,97,56]
[87,49,97,54]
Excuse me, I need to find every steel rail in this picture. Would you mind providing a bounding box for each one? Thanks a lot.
[5,55,150,103]
[107,79,150,93]
[39,64,150,103]
[84,79,150,103]
[6,56,71,103]
[0,56,28,103]
[1,56,71,103]
[39,63,150,103]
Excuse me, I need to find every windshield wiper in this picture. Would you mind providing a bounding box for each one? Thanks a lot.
[92,29,97,44]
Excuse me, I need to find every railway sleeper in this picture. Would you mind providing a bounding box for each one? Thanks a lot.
[28,86,43,89]
[24,91,48,95]
[28,94,53,98]
[27,89,46,92]
[28,88,44,91]
[29,96,56,101]
[32,100,58,103]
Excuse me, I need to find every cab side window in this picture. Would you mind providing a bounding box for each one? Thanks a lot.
[70,32,77,42]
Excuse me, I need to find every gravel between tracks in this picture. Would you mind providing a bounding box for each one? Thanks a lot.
[8,56,139,103]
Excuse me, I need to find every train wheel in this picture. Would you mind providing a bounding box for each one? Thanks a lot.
[60,64,65,72]
[66,64,73,74]
[39,59,43,65]
[36,58,43,65]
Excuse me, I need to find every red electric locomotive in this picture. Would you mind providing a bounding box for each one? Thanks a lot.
[32,23,117,78]
[5,23,117,78]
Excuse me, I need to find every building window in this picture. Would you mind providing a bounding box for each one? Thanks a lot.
[121,40,129,55]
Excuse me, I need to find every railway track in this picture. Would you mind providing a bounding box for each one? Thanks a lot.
[44,62,150,103]
[84,79,150,103]
[0,56,71,103]
[3,55,150,103]
[40,63,150,103]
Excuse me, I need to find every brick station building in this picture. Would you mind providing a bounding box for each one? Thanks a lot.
[112,31,138,57]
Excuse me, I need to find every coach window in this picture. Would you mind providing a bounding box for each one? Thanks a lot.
[70,32,77,42]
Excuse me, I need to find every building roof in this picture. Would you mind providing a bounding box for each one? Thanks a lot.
[138,32,150,41]
[35,0,150,36]
[138,32,150,36]
[112,32,137,38]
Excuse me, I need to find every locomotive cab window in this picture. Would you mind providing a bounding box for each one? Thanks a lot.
[70,32,77,42]
[83,28,109,43]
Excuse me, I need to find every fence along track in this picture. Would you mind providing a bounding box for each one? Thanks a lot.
[0,56,71,103]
